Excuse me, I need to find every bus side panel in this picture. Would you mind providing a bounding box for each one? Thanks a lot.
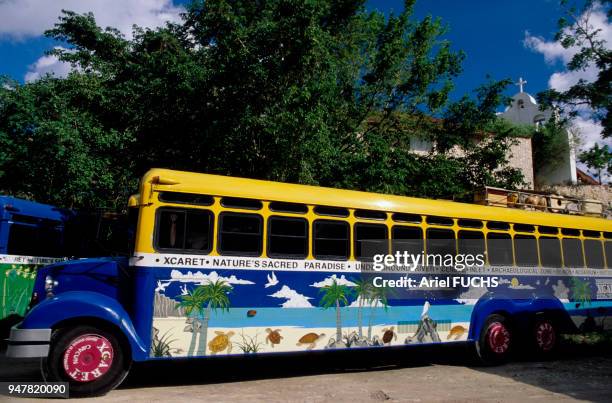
[141,263,612,359]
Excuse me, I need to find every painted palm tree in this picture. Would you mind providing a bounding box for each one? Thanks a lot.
[367,285,391,341]
[176,286,207,356]
[320,279,353,341]
[194,280,232,355]
[352,278,374,338]
[571,277,592,307]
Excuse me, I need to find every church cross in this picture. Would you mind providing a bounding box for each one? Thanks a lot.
[516,77,527,93]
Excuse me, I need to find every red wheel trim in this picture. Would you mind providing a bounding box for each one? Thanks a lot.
[487,322,510,354]
[63,334,114,383]
[535,321,556,352]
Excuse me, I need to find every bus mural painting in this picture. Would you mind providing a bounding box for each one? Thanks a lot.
[5,168,612,397]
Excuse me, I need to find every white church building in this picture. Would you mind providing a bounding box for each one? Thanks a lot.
[498,77,578,187]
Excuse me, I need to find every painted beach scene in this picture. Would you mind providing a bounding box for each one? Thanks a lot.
[149,268,481,358]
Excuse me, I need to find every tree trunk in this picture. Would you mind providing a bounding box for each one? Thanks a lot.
[367,305,376,340]
[336,299,342,342]
[357,298,363,338]
[187,317,197,356]
[196,303,211,355]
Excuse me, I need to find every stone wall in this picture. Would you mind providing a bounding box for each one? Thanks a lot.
[508,137,534,190]
[537,184,612,207]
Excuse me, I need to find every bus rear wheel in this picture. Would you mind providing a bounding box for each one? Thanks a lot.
[44,325,130,397]
[475,314,513,365]
[532,318,558,357]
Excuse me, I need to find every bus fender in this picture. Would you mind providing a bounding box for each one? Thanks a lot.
[20,291,148,361]
[468,296,574,340]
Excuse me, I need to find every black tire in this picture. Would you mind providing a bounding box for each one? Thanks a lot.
[44,325,131,397]
[474,314,513,365]
[531,317,559,358]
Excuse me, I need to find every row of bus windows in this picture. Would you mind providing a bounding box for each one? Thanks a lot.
[155,207,612,268]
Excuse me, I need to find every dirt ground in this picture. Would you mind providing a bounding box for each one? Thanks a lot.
[1,342,611,402]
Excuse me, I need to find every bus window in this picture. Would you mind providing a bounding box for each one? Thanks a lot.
[426,228,456,256]
[513,223,535,233]
[392,213,422,223]
[562,238,584,268]
[392,226,423,255]
[313,220,350,260]
[156,208,214,253]
[268,201,308,214]
[606,242,612,269]
[159,192,214,206]
[7,224,38,256]
[314,206,349,218]
[354,223,388,260]
[354,210,387,220]
[561,228,580,237]
[584,239,605,269]
[458,219,483,229]
[514,234,538,267]
[218,213,262,256]
[487,232,513,266]
[458,230,485,256]
[221,197,262,210]
[539,236,562,267]
[267,216,308,259]
[538,226,558,235]
[426,216,454,226]
[487,221,510,231]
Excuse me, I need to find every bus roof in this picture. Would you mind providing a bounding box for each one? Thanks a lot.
[140,168,612,232]
[0,196,67,222]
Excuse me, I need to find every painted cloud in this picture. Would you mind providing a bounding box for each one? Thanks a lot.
[269,285,313,308]
[169,270,254,286]
[310,274,356,288]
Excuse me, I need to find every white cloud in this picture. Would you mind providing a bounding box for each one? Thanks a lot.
[13,1,184,82]
[348,296,390,308]
[169,270,255,286]
[552,279,570,303]
[269,285,313,308]
[24,46,72,82]
[310,274,357,288]
[0,0,184,41]
[454,286,488,305]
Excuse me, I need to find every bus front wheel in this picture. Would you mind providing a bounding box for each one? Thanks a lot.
[475,314,513,365]
[44,325,131,397]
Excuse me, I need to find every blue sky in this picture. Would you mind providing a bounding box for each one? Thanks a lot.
[0,0,608,151]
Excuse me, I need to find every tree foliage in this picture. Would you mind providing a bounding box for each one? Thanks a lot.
[579,142,612,183]
[537,0,612,137]
[0,0,524,208]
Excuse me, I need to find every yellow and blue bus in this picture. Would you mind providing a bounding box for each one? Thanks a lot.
[6,169,612,396]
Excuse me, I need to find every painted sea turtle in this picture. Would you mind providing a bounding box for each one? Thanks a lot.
[447,325,467,340]
[296,333,326,350]
[265,328,283,348]
[381,326,397,345]
[208,331,235,355]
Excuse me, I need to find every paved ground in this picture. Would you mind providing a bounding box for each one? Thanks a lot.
[1,342,611,402]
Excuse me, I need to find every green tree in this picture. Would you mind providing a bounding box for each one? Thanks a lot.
[537,0,611,137]
[319,279,353,342]
[176,286,207,356]
[579,143,612,184]
[0,1,524,208]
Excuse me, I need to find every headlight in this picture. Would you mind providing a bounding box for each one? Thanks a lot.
[45,275,58,298]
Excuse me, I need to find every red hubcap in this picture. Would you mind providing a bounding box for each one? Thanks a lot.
[63,334,114,383]
[535,322,556,352]
[487,322,510,354]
